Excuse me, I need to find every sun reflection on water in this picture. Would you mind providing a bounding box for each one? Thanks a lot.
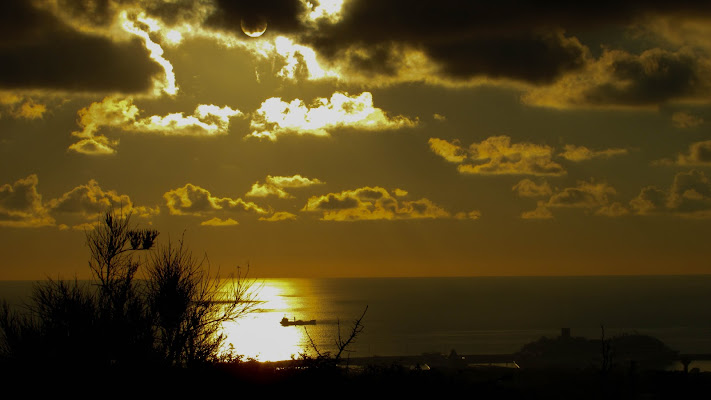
[220,279,315,362]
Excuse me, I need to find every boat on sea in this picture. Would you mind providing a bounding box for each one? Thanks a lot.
[280,316,316,326]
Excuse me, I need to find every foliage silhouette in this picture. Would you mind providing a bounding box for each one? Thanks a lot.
[0,209,257,371]
[146,236,258,367]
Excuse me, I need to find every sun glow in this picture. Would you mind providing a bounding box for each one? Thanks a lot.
[304,0,346,23]
[272,36,340,80]
[221,279,315,362]
[166,29,183,45]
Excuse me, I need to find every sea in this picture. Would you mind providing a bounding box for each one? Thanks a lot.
[3,276,711,369]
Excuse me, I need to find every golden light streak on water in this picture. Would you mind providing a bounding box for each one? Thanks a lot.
[220,279,315,362]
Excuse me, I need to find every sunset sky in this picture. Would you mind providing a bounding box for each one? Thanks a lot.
[2,0,711,279]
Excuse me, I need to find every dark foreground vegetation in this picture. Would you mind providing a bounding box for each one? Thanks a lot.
[3,349,709,399]
[2,210,710,398]
[0,211,257,377]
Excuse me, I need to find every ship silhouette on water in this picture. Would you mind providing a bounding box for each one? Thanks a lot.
[280,316,316,326]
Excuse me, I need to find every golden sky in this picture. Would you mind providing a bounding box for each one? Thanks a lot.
[1,0,711,279]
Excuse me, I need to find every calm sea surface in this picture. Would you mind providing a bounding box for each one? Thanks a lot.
[3,276,711,366]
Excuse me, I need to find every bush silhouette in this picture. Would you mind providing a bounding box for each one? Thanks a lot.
[146,236,257,367]
[0,209,257,370]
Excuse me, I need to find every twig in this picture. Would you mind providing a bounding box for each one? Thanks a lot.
[335,305,368,362]
[303,326,324,358]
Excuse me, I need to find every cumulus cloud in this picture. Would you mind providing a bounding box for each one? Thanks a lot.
[520,180,624,219]
[246,174,323,198]
[428,138,467,163]
[672,111,705,128]
[164,183,268,217]
[630,170,711,218]
[674,140,711,166]
[0,175,54,227]
[302,186,464,221]
[0,174,157,228]
[70,97,139,154]
[0,93,47,119]
[512,179,553,198]
[259,211,298,222]
[454,211,481,220]
[48,180,132,216]
[246,183,291,199]
[47,179,158,220]
[69,136,119,156]
[523,48,711,108]
[667,169,711,216]
[547,181,617,209]
[559,145,628,162]
[201,217,239,227]
[69,96,243,155]
[249,91,417,140]
[595,202,630,217]
[430,136,565,176]
[521,202,554,220]
[131,104,242,136]
[630,186,668,215]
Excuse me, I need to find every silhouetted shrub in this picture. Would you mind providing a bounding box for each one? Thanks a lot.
[146,236,257,367]
[0,209,256,370]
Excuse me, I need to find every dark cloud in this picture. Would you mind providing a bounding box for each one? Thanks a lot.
[356,189,385,201]
[0,1,162,93]
[51,0,204,27]
[630,186,667,215]
[668,170,711,214]
[302,0,711,85]
[0,174,43,215]
[53,0,120,27]
[144,0,208,25]
[629,171,711,217]
[344,43,401,77]
[48,179,129,215]
[421,31,587,84]
[0,175,54,227]
[679,141,711,166]
[582,50,708,106]
[308,193,359,210]
[205,0,307,36]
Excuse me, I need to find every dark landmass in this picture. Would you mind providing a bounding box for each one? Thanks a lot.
[3,354,710,399]
[3,330,711,399]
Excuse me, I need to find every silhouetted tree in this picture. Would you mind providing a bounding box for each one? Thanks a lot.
[301,306,368,369]
[84,210,156,364]
[0,208,257,370]
[145,237,258,367]
[0,300,39,362]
